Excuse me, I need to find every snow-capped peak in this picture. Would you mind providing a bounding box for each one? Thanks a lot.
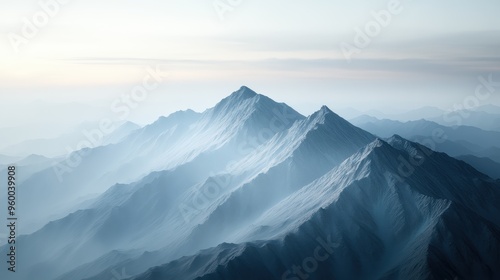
[210,86,260,115]
[308,105,348,125]
[234,85,258,98]
[224,86,259,104]
[320,105,332,113]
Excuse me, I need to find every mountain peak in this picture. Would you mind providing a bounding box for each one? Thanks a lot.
[230,86,258,100]
[207,87,304,137]
[359,138,392,158]
[145,109,200,133]
[387,134,405,142]
[299,105,376,148]
[308,105,347,126]
[157,109,198,122]
[386,134,422,151]
[310,105,332,118]
[211,86,259,114]
[319,105,333,114]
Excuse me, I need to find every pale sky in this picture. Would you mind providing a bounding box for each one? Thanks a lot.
[1,0,500,128]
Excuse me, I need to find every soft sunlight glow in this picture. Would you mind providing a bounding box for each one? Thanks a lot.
[1,0,500,131]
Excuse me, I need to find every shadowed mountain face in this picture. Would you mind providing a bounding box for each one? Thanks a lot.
[123,137,500,280]
[2,87,499,280]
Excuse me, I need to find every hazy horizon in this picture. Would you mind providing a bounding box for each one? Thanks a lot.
[1,0,500,153]
[1,85,500,129]
[2,0,500,125]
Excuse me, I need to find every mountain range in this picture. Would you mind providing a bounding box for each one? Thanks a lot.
[347,105,500,132]
[1,87,499,280]
[351,116,500,179]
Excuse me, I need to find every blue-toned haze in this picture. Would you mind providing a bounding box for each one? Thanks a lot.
[1,0,499,120]
[0,1,499,157]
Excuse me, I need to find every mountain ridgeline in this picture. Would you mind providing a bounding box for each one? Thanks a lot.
[1,86,499,280]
